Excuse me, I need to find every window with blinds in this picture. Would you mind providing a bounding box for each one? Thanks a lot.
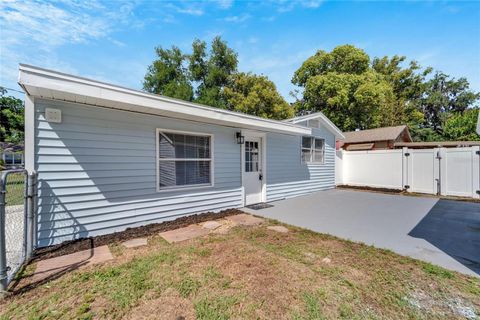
[157,130,213,190]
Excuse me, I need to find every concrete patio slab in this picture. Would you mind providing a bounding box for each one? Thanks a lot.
[243,189,479,277]
[33,245,113,282]
[122,237,148,248]
[159,224,210,243]
[225,213,264,226]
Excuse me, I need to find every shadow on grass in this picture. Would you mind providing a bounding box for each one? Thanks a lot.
[8,238,94,295]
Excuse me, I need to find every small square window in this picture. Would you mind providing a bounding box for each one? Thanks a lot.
[301,137,325,164]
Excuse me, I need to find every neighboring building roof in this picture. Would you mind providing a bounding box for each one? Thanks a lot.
[395,141,480,148]
[342,125,411,144]
[18,64,311,136]
[345,143,374,151]
[285,112,345,139]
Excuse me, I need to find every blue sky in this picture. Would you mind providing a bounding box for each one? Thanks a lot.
[1,0,479,102]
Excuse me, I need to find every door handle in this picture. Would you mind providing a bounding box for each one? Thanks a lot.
[259,174,263,181]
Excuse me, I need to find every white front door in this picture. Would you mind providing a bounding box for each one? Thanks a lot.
[243,137,263,205]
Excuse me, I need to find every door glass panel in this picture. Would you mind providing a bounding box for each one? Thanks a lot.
[245,140,259,172]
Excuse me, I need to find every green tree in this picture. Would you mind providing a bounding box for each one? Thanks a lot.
[442,108,480,141]
[143,37,292,120]
[293,44,480,141]
[292,44,370,87]
[420,72,480,132]
[223,72,294,119]
[143,46,193,101]
[372,55,429,127]
[0,87,24,144]
[294,45,400,131]
[189,36,238,108]
[409,127,443,142]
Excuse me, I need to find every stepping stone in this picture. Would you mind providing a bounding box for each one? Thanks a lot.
[225,213,264,226]
[122,237,148,248]
[212,219,237,235]
[159,224,210,243]
[33,245,113,282]
[267,225,289,233]
[201,220,222,230]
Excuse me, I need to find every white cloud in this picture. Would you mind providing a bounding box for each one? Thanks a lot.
[222,13,251,23]
[239,46,318,102]
[0,0,141,90]
[166,2,205,16]
[176,7,204,16]
[275,0,324,13]
[216,0,234,9]
[301,0,323,9]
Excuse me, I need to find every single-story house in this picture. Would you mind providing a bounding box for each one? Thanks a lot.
[339,125,412,151]
[0,142,24,169]
[18,64,344,247]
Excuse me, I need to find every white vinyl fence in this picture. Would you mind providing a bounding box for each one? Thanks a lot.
[336,146,480,199]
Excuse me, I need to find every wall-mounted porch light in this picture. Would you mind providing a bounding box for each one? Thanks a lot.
[236,132,245,144]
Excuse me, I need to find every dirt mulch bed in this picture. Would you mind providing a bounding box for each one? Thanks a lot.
[336,184,403,194]
[33,209,244,261]
[337,185,480,203]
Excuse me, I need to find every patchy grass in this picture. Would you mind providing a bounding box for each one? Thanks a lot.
[422,262,455,279]
[4,174,25,206]
[1,221,479,320]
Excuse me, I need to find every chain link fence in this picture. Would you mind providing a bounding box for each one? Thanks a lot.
[0,169,35,291]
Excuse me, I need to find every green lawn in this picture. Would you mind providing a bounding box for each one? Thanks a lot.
[3,173,25,207]
[1,219,478,319]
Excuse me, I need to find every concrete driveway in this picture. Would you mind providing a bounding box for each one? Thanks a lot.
[243,189,480,277]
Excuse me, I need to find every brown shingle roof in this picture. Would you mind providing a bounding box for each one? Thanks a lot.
[342,125,410,143]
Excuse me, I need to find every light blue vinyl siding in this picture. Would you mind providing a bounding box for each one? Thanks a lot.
[266,126,336,201]
[35,99,242,247]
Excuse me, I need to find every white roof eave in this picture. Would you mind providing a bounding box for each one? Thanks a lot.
[286,112,345,139]
[18,64,311,136]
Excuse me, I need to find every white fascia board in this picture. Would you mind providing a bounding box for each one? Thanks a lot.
[287,112,345,139]
[18,64,310,136]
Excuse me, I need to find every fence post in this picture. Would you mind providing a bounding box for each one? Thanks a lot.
[0,172,8,292]
[402,147,409,191]
[474,146,480,199]
[438,148,447,196]
[26,173,36,260]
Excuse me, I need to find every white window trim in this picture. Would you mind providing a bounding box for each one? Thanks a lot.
[156,128,214,193]
[301,136,325,164]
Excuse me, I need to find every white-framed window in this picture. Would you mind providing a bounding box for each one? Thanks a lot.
[156,129,213,191]
[301,137,325,163]
[2,152,24,166]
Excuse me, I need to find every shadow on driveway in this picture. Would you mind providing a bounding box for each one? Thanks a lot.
[408,200,480,275]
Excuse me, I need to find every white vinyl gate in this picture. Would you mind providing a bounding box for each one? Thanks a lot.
[405,149,439,195]
[336,146,480,199]
[442,147,479,197]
